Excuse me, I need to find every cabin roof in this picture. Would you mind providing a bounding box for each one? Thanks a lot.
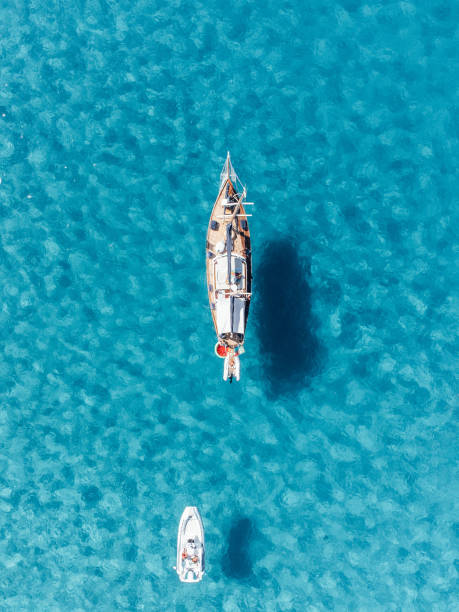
[213,255,246,291]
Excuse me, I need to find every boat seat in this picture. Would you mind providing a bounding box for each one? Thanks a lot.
[217,267,227,284]
[211,220,219,230]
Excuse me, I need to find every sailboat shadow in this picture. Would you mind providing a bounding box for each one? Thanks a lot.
[254,240,322,396]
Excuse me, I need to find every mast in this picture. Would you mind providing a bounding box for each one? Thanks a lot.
[223,158,245,335]
[217,153,247,339]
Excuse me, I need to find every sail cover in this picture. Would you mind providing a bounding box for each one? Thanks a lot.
[216,295,246,335]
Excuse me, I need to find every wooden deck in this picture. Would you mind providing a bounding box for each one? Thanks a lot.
[206,179,252,342]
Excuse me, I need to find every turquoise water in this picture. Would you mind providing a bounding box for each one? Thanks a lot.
[0,0,458,609]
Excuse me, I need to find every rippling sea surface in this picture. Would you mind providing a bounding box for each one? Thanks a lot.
[0,0,457,610]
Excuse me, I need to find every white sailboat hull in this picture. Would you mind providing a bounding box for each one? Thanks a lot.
[206,153,252,382]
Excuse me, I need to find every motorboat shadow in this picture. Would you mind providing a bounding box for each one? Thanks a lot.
[222,517,254,580]
[254,240,322,396]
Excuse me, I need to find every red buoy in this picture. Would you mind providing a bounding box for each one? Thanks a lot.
[215,343,228,357]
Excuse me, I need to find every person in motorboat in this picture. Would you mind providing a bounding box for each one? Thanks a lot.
[181,539,199,580]
[182,539,199,564]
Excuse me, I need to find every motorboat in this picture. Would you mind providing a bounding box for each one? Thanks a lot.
[175,506,205,583]
[206,152,253,382]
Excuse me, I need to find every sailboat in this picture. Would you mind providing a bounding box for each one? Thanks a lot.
[206,152,253,382]
[175,507,205,583]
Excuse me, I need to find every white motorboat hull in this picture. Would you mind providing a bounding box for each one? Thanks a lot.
[176,506,205,583]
